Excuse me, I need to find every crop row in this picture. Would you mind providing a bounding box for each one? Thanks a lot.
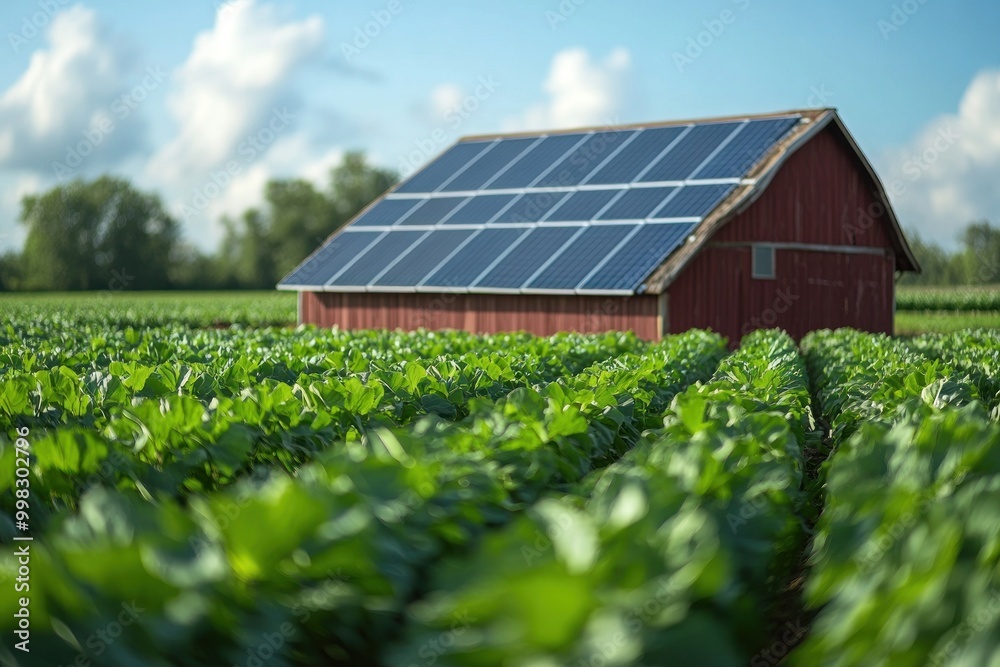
[0,330,726,666]
[794,329,1000,666]
[388,329,816,666]
[0,329,649,526]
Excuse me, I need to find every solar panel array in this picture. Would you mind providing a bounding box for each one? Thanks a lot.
[281,115,801,294]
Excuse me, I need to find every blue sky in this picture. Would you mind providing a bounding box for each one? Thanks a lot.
[0,0,997,251]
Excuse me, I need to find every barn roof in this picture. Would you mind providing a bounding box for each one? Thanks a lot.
[279,108,918,295]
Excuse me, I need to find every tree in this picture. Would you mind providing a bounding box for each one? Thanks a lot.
[329,151,397,222]
[959,220,1000,284]
[214,152,397,287]
[19,177,179,291]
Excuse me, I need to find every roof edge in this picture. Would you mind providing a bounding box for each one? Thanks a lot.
[642,109,920,293]
[459,108,833,142]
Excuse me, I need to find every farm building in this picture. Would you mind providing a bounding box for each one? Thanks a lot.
[279,108,919,343]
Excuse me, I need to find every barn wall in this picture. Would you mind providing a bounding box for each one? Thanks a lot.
[667,246,894,346]
[668,123,899,346]
[302,292,661,339]
[713,125,894,248]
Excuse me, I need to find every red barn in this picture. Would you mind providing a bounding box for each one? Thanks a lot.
[280,108,919,344]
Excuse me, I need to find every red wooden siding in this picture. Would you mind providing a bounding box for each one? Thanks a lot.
[667,246,894,346]
[302,292,661,339]
[714,126,894,248]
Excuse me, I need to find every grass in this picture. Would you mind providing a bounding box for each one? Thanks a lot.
[897,284,1000,311]
[894,310,1000,335]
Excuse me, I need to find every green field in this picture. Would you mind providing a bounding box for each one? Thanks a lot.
[3,286,999,335]
[2,294,1000,666]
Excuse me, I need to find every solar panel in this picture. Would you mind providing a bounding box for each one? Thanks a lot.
[329,230,425,286]
[440,138,538,192]
[533,130,636,187]
[652,184,735,219]
[282,113,802,293]
[351,199,424,227]
[372,229,475,287]
[394,142,493,193]
[638,122,742,183]
[597,187,677,220]
[422,228,529,288]
[397,197,469,226]
[584,126,688,185]
[485,133,587,189]
[282,231,382,286]
[544,190,621,222]
[492,191,568,223]
[441,194,516,225]
[579,223,695,291]
[473,226,580,289]
[694,117,799,179]
[525,224,637,290]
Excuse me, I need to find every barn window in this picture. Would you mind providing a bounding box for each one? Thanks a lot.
[752,245,776,279]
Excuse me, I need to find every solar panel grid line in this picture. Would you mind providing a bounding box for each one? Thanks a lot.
[638,122,743,183]
[434,138,501,192]
[492,190,570,224]
[525,223,637,290]
[631,124,695,182]
[421,227,532,289]
[687,120,750,180]
[574,289,635,296]
[440,138,545,193]
[574,129,641,184]
[364,230,434,287]
[472,225,582,289]
[519,288,578,295]
[680,177,744,186]
[467,225,537,288]
[478,135,548,189]
[516,225,589,289]
[596,186,678,221]
[582,125,688,186]
[533,130,638,188]
[578,222,696,292]
[485,133,591,190]
[589,188,631,220]
[415,228,485,288]
[281,232,379,287]
[524,132,594,188]
[654,183,737,219]
[373,229,481,288]
[328,229,429,287]
[645,216,701,224]
[394,141,493,193]
[694,117,800,180]
[539,189,624,223]
[572,222,645,291]
[321,230,391,286]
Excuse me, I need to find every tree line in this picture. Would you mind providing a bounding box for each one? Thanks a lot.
[0,156,996,291]
[0,152,396,291]
[900,222,1000,286]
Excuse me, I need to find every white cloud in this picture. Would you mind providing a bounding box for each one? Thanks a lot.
[504,47,632,132]
[146,0,324,188]
[199,134,343,227]
[143,0,333,247]
[429,83,465,121]
[0,5,145,175]
[882,68,1000,247]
